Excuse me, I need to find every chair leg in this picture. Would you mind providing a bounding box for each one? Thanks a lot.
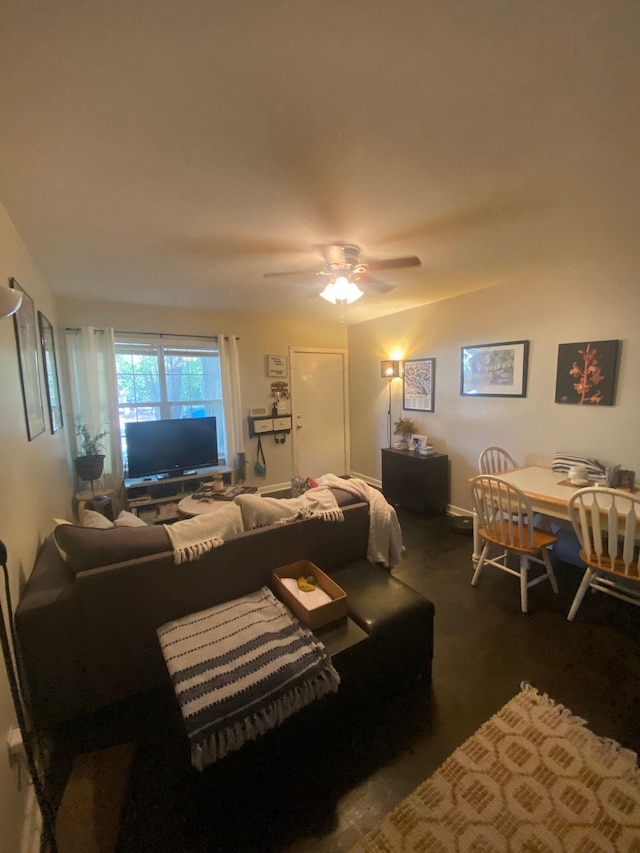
[520,554,528,613]
[567,568,595,621]
[542,547,559,593]
[471,542,489,586]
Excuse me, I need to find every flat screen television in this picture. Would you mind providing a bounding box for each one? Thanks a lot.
[125,417,219,479]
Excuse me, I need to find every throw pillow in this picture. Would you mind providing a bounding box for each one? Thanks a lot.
[291,475,318,498]
[551,453,606,479]
[82,509,115,529]
[55,524,171,574]
[114,510,148,528]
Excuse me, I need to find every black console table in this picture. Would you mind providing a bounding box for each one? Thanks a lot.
[381,448,449,515]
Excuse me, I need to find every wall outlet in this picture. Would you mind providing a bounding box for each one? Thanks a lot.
[7,725,24,761]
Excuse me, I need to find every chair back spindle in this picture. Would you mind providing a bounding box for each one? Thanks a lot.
[478,446,517,475]
[567,487,640,620]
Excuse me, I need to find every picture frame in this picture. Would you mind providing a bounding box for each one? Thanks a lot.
[266,354,288,378]
[38,311,64,433]
[403,357,435,412]
[409,433,429,453]
[554,340,620,406]
[461,340,529,398]
[10,278,46,440]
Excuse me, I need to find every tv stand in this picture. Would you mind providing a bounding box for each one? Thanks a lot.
[125,466,234,524]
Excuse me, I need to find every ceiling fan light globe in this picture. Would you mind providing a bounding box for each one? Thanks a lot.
[319,283,337,304]
[345,283,364,303]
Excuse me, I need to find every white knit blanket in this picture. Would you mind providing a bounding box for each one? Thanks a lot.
[164,503,244,564]
[316,474,404,568]
[234,488,344,530]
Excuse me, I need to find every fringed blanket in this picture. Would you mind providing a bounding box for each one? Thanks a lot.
[157,587,340,770]
[234,488,344,530]
[316,474,404,568]
[164,503,244,564]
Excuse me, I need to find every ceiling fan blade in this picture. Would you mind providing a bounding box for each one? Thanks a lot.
[365,255,421,272]
[263,268,325,279]
[354,272,395,294]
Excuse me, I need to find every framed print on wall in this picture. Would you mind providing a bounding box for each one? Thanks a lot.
[554,339,620,406]
[403,357,435,412]
[11,278,46,440]
[266,354,288,377]
[38,310,64,433]
[461,340,529,398]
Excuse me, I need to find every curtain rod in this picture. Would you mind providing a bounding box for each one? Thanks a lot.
[64,328,239,341]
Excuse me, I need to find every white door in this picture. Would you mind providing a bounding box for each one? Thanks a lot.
[290,348,349,477]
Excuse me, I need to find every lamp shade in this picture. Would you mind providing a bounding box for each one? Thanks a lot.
[381,360,401,378]
[0,285,23,318]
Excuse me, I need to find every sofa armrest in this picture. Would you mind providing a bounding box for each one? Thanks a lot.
[15,537,89,728]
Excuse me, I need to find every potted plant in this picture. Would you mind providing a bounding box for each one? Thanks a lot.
[73,421,110,485]
[393,416,416,450]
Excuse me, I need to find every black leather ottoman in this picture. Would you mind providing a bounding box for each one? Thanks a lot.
[327,560,435,689]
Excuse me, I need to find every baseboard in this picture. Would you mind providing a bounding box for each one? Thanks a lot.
[349,471,381,488]
[448,504,474,518]
[260,481,290,495]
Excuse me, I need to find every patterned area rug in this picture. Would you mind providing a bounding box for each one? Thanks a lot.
[350,684,640,852]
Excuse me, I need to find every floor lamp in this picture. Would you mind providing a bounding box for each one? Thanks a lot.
[381,361,401,447]
[0,540,59,852]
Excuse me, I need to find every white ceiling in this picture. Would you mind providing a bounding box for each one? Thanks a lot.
[1,1,638,324]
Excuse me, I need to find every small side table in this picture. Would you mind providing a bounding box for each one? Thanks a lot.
[74,489,117,524]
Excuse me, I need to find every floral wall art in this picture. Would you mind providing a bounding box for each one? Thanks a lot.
[554,340,620,406]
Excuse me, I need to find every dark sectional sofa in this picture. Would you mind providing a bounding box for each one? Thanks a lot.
[16,488,435,730]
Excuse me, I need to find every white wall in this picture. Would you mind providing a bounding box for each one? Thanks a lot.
[58,299,348,490]
[0,203,72,853]
[348,249,640,513]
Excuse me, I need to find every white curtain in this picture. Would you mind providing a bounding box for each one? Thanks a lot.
[218,335,244,478]
[65,327,123,491]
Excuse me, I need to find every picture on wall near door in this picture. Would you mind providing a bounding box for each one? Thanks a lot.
[403,357,435,412]
[38,311,64,433]
[555,339,620,406]
[10,278,46,440]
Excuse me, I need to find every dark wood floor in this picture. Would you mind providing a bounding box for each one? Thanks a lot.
[46,509,640,852]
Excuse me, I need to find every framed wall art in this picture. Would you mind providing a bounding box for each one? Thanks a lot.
[266,354,288,377]
[403,357,435,412]
[38,311,64,433]
[461,340,529,398]
[554,339,620,406]
[11,278,46,440]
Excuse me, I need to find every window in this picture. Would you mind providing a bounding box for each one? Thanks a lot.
[114,335,227,469]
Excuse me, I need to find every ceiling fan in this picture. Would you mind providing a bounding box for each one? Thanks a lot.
[263,243,421,303]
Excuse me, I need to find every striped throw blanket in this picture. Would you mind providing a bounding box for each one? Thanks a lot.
[158,587,340,770]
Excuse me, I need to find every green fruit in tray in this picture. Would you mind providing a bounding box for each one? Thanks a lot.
[306,575,317,585]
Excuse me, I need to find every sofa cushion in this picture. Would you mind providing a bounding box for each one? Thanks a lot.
[55,524,171,575]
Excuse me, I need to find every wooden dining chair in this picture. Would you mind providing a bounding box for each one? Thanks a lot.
[478,446,517,475]
[567,486,640,621]
[470,475,559,613]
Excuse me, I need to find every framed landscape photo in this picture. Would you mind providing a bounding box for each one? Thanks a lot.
[38,311,64,433]
[461,340,529,398]
[403,357,435,412]
[554,339,620,406]
[11,278,45,440]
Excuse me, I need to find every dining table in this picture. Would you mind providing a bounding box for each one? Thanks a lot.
[469,465,608,566]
